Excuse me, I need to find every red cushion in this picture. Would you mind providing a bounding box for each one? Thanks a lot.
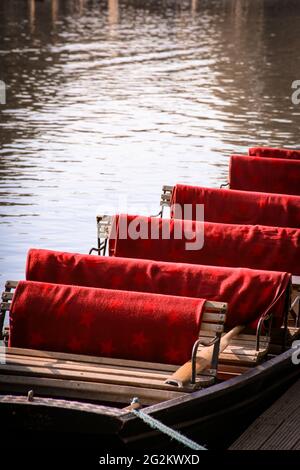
[230,155,300,196]
[109,214,300,276]
[170,184,300,228]
[249,147,300,160]
[26,249,291,328]
[9,281,205,365]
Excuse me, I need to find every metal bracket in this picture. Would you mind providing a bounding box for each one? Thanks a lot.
[256,312,272,351]
[290,295,300,327]
[190,333,221,385]
[89,240,107,256]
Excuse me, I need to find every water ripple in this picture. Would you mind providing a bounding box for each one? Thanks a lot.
[0,0,300,279]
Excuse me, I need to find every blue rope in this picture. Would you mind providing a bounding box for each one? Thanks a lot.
[130,398,206,451]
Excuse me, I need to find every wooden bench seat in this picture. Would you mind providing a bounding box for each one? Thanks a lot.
[0,281,227,405]
[197,330,270,366]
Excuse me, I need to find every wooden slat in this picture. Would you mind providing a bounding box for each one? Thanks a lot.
[0,362,195,392]
[225,339,269,349]
[0,302,10,311]
[1,353,187,382]
[199,330,269,342]
[2,347,216,386]
[200,323,224,333]
[5,281,17,290]
[197,329,269,365]
[218,353,259,364]
[197,345,268,365]
[162,185,173,192]
[204,300,227,311]
[0,346,211,391]
[0,355,213,394]
[230,379,300,450]
[2,292,13,301]
[0,374,185,406]
[219,345,267,357]
[4,347,177,373]
[292,275,300,288]
[1,352,213,390]
[96,215,112,235]
[0,355,173,381]
[201,312,226,323]
[286,326,300,340]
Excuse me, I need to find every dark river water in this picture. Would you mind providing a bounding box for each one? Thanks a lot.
[0,0,300,281]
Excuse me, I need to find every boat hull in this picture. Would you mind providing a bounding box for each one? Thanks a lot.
[0,348,299,449]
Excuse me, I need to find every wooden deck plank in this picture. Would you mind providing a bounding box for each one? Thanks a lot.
[230,379,300,450]
[292,275,300,288]
[1,353,174,379]
[3,347,177,372]
[260,413,300,450]
[0,373,185,406]
[0,360,212,392]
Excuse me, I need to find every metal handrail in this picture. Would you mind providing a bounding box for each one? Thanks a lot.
[190,335,220,385]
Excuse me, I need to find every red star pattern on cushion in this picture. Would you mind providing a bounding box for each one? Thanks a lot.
[132,331,148,349]
[166,310,181,326]
[132,272,146,287]
[80,312,94,328]
[164,346,185,364]
[67,337,85,353]
[55,304,69,317]
[110,274,123,287]
[100,339,115,356]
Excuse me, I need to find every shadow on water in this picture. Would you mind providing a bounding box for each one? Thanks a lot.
[0,0,300,279]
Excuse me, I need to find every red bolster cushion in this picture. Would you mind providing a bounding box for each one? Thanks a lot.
[249,147,300,160]
[230,155,300,196]
[9,281,205,365]
[109,214,300,276]
[170,184,300,228]
[26,249,291,328]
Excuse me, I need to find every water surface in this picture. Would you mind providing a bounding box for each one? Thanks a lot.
[1,0,300,280]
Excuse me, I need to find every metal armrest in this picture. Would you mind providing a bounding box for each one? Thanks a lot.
[290,295,300,328]
[190,332,221,384]
[256,312,272,351]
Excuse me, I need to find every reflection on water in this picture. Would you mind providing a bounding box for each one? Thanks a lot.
[0,0,300,280]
